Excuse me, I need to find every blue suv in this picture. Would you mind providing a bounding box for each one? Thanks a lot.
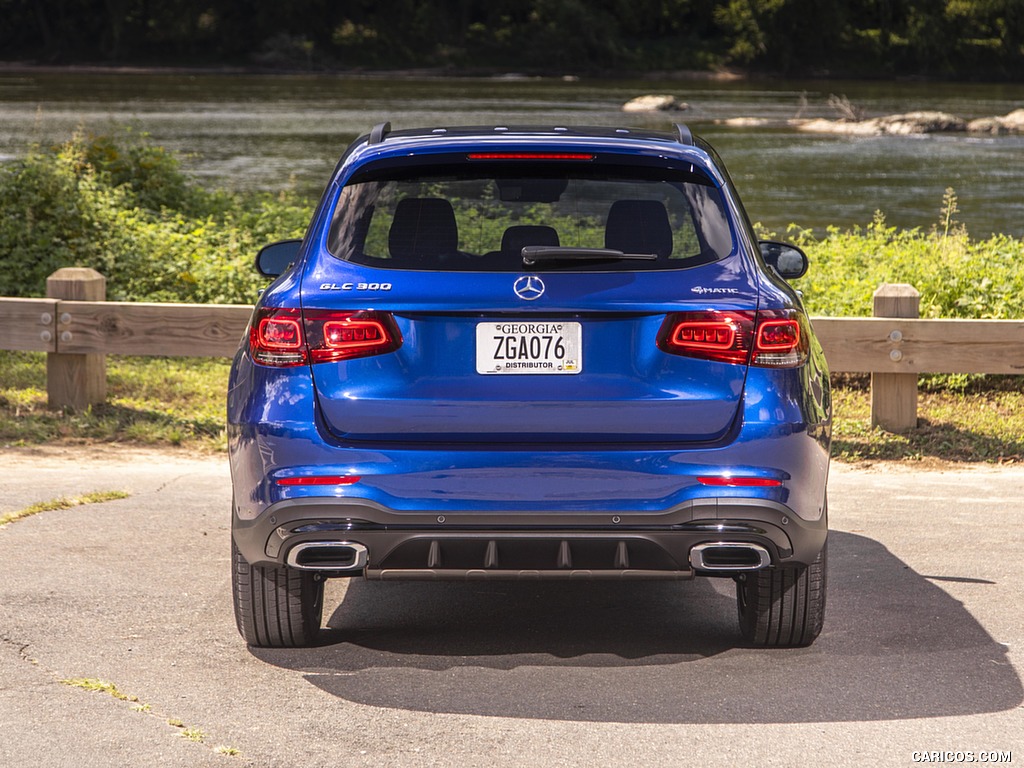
[228,123,831,648]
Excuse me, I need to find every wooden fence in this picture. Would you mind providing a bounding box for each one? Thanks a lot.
[3,268,1024,431]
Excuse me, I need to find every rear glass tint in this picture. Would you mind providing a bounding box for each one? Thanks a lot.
[326,158,734,271]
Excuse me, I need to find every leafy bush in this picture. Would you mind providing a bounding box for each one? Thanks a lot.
[3,136,1022,322]
[0,131,311,303]
[785,191,1024,319]
[82,131,199,214]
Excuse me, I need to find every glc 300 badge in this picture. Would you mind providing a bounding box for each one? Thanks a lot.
[320,282,392,291]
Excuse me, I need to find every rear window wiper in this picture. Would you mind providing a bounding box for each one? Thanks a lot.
[521,246,658,266]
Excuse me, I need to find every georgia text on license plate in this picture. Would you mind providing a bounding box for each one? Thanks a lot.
[476,322,582,374]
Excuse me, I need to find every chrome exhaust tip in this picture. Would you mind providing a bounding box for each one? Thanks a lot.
[689,542,771,571]
[286,541,368,572]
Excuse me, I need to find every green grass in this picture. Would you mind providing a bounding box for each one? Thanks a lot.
[0,490,131,527]
[831,376,1024,463]
[2,351,1022,464]
[61,676,237,756]
[61,677,139,702]
[0,351,228,450]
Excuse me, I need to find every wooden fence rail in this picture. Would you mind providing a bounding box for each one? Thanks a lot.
[2,271,1023,431]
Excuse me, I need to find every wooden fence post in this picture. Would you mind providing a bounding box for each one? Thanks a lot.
[46,268,107,410]
[871,283,920,431]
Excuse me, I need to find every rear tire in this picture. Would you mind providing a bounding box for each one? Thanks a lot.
[232,537,324,648]
[737,542,826,647]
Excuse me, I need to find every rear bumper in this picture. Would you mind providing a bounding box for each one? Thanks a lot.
[228,345,832,520]
[228,341,831,581]
[232,495,827,580]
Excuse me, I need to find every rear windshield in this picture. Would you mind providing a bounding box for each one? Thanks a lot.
[326,158,734,271]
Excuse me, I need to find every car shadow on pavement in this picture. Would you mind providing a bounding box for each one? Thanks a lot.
[251,530,1022,724]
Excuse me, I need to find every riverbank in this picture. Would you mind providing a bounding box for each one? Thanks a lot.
[0,60,749,81]
[3,60,1022,85]
[4,71,1024,236]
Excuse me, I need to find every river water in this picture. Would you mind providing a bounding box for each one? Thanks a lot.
[1,71,1023,236]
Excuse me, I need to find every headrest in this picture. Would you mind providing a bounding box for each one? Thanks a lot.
[388,198,459,261]
[604,200,673,258]
[501,225,560,256]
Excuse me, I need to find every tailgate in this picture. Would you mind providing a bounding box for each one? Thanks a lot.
[304,271,755,444]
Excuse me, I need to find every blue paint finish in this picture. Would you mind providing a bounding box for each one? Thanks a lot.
[227,125,830,545]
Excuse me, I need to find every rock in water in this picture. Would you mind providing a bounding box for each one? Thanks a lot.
[622,95,687,112]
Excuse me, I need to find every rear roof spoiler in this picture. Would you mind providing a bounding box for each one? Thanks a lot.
[365,122,694,146]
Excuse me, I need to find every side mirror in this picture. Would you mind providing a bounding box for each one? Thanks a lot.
[759,241,808,280]
[256,239,302,277]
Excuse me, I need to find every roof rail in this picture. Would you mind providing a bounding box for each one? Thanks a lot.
[368,121,391,145]
[674,123,693,146]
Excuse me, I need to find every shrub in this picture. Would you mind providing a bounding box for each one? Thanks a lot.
[3,136,1022,322]
[787,192,1024,319]
[0,131,312,303]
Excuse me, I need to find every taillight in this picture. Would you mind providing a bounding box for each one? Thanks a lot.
[251,308,307,366]
[657,311,754,365]
[304,310,402,363]
[249,308,401,367]
[657,309,809,368]
[751,310,809,367]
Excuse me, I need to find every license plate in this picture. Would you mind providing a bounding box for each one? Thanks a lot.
[476,322,582,374]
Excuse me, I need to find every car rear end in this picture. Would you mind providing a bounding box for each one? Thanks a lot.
[227,125,831,648]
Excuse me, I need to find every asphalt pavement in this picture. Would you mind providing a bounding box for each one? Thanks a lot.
[1,446,1021,767]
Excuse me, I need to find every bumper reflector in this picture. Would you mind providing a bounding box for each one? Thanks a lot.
[697,476,783,487]
[276,476,361,486]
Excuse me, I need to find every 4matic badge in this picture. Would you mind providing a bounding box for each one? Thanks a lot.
[320,282,392,291]
[691,286,740,295]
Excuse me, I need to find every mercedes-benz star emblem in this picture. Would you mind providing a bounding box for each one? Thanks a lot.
[513,275,545,301]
